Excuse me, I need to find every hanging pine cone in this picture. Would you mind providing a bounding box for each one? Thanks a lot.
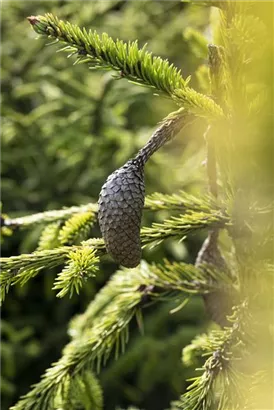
[195,230,235,326]
[98,159,145,268]
[98,110,187,268]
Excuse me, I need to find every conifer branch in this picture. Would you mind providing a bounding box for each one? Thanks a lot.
[2,191,219,230]
[27,14,224,120]
[58,211,95,245]
[173,88,225,120]
[176,301,251,410]
[37,222,61,250]
[182,333,210,368]
[141,210,229,245]
[11,261,234,410]
[2,203,98,229]
[1,209,230,302]
[56,370,103,410]
[0,240,104,303]
[145,191,216,213]
[10,263,153,410]
[0,247,70,303]
[70,260,234,337]
[53,248,99,298]
[28,13,186,96]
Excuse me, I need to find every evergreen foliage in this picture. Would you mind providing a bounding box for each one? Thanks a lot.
[53,247,99,298]
[28,14,187,96]
[1,1,273,410]
[27,13,224,120]
[58,211,96,245]
[1,200,229,303]
[9,260,233,410]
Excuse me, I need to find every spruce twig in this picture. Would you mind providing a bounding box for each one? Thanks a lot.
[27,13,186,96]
[2,191,220,230]
[141,210,229,245]
[177,301,251,410]
[8,263,163,410]
[53,248,99,298]
[11,261,234,410]
[2,203,98,229]
[27,14,224,120]
[1,209,229,302]
[58,211,96,245]
[0,247,70,302]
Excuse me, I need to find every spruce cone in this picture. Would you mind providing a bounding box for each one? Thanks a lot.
[98,111,186,268]
[195,231,234,326]
[98,159,145,268]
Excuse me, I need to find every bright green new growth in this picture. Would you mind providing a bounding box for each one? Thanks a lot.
[27,13,224,120]
[56,370,103,410]
[53,247,99,298]
[28,14,186,96]
[141,210,228,245]
[38,222,61,250]
[58,211,95,245]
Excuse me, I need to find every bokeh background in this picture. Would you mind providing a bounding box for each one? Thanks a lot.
[1,1,273,410]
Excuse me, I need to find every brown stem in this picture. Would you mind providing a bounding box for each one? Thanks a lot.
[134,111,188,167]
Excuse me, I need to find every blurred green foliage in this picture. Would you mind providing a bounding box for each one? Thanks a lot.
[1,1,212,409]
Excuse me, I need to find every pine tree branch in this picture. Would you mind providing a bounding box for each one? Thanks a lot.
[2,203,98,229]
[141,210,229,245]
[173,88,225,121]
[27,14,224,120]
[1,209,230,302]
[28,13,186,96]
[176,301,251,410]
[0,240,104,303]
[10,264,153,410]
[145,191,217,213]
[53,248,99,298]
[11,261,234,410]
[70,260,234,337]
[2,191,219,230]
[58,211,95,245]
[0,247,70,303]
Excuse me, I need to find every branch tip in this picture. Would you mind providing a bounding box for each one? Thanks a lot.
[27,16,39,25]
